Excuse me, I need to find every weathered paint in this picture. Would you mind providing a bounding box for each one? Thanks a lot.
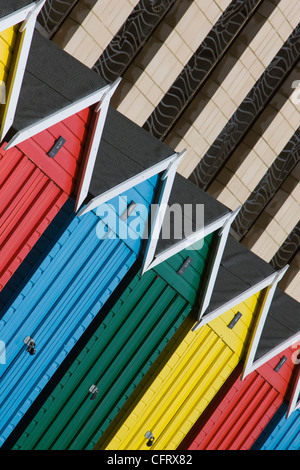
[0,107,93,291]
[96,289,267,451]
[10,232,216,450]
[0,174,159,447]
[251,403,300,450]
[180,345,296,450]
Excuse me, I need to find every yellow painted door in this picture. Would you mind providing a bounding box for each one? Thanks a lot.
[96,288,267,451]
[0,24,19,122]
[0,25,18,84]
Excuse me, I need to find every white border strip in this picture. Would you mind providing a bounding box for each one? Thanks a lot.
[287,364,300,418]
[75,78,121,211]
[192,269,282,331]
[0,3,36,32]
[78,151,183,217]
[4,84,111,149]
[241,265,290,380]
[145,213,228,272]
[0,1,46,142]
[141,150,186,275]
[196,207,241,322]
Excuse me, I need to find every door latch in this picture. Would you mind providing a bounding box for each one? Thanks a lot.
[24,336,36,355]
[274,356,287,372]
[120,201,137,221]
[145,431,155,447]
[89,384,98,400]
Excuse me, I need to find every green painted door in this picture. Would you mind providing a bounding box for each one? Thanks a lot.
[13,233,216,450]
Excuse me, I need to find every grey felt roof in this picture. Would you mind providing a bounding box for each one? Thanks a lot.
[0,1,33,18]
[5,30,108,143]
[154,173,230,256]
[203,235,277,316]
[88,105,175,198]
[87,115,230,260]
[254,288,300,362]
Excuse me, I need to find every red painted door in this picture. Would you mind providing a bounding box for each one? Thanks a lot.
[179,347,296,450]
[0,106,93,290]
[16,107,93,195]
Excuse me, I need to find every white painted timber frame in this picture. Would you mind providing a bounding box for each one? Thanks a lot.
[141,202,236,299]
[241,265,292,380]
[75,78,121,212]
[0,2,38,31]
[78,150,186,218]
[4,79,111,150]
[140,150,187,275]
[195,206,241,322]
[0,0,46,142]
[287,365,300,418]
[78,150,186,272]
[192,263,288,333]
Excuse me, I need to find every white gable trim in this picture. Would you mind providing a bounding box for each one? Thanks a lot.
[75,78,121,212]
[140,150,187,275]
[0,0,46,143]
[4,84,111,150]
[192,268,283,331]
[287,365,300,418]
[145,214,225,271]
[195,207,241,322]
[241,265,290,380]
[0,2,37,32]
[77,151,183,217]
[145,206,233,274]
[19,0,46,32]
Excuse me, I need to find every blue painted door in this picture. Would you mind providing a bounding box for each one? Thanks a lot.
[251,403,300,450]
[0,174,159,446]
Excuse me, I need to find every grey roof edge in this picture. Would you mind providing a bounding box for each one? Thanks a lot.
[87,105,177,200]
[253,286,300,364]
[0,1,34,20]
[152,173,231,259]
[4,29,109,146]
[197,234,278,321]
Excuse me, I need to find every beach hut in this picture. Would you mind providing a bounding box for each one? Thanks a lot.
[8,174,237,450]
[0,1,45,140]
[0,30,116,290]
[251,402,300,450]
[178,288,300,450]
[91,239,287,451]
[0,101,184,447]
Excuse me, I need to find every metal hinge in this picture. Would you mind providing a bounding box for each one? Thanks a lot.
[23,336,36,355]
[145,431,155,447]
[89,384,98,400]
